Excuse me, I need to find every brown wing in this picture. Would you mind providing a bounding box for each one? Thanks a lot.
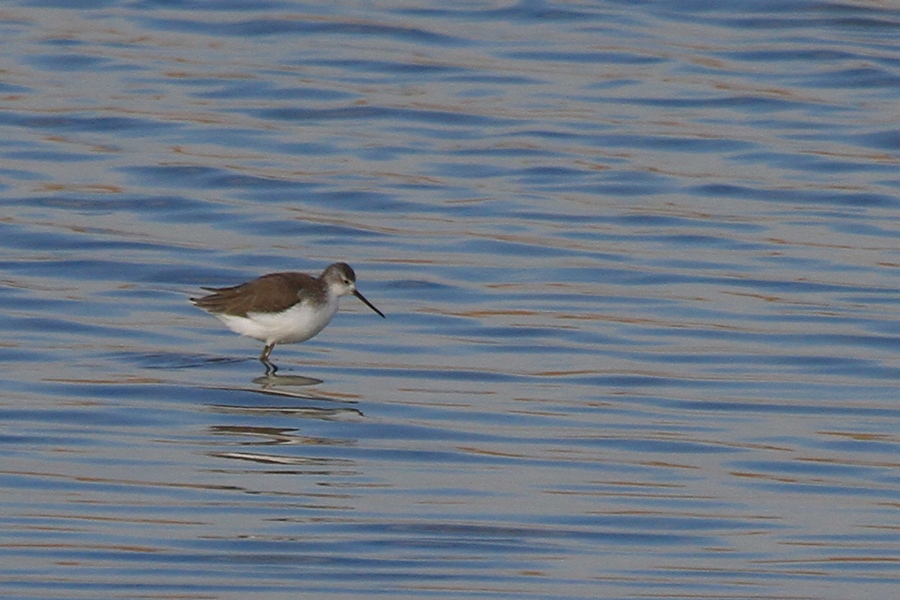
[191,272,320,317]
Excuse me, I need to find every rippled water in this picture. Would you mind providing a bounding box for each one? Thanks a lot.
[1,1,899,598]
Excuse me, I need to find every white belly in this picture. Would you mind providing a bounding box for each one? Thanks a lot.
[215,299,339,346]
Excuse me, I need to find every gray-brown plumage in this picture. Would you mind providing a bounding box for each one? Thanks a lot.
[192,272,326,317]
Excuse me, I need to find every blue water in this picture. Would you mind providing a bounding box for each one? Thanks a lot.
[1,1,899,599]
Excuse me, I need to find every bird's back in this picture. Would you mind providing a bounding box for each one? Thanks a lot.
[191,272,323,317]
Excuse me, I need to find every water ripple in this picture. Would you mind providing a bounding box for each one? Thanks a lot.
[0,1,898,598]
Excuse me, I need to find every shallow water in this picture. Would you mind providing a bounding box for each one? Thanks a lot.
[1,1,899,599]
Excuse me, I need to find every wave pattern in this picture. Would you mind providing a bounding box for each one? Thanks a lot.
[1,1,898,598]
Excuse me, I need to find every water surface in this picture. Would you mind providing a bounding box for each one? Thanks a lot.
[1,1,899,599]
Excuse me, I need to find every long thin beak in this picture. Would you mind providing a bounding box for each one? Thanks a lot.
[354,289,385,318]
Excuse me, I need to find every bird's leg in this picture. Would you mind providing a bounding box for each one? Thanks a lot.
[260,344,277,374]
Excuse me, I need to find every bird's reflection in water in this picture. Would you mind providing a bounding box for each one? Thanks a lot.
[209,425,355,447]
[208,425,358,474]
[206,402,363,420]
[203,369,366,476]
[252,372,323,388]
[199,368,363,424]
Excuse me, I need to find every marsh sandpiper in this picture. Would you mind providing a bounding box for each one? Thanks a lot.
[191,262,384,373]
